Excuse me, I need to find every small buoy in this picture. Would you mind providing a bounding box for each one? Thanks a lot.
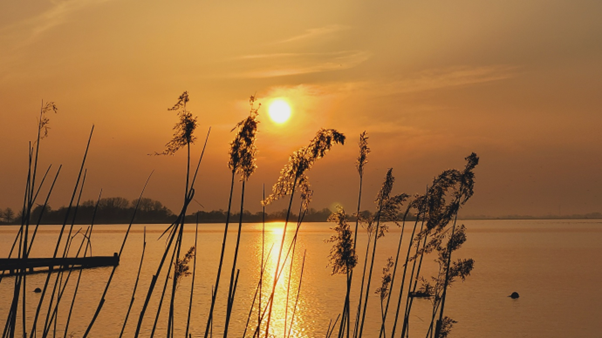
[509,292,519,299]
[33,288,42,293]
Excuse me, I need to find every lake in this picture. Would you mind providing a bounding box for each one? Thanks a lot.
[1,219,601,337]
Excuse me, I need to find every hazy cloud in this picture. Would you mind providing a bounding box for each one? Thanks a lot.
[235,50,371,78]
[274,24,350,44]
[380,65,519,95]
[0,0,111,47]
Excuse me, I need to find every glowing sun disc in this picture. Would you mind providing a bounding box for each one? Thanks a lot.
[268,100,291,124]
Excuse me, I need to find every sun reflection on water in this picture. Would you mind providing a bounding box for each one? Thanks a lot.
[249,222,307,338]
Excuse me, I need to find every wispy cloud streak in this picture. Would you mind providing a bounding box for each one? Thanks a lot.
[274,24,350,44]
[233,50,371,78]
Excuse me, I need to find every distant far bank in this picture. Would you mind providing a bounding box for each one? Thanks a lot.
[1,196,602,225]
[462,212,602,220]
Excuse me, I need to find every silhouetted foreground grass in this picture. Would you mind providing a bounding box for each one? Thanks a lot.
[2,94,478,338]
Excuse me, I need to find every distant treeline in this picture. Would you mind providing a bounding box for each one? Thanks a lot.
[2,200,602,225]
[0,197,342,225]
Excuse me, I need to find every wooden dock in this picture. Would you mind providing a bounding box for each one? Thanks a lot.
[0,253,119,276]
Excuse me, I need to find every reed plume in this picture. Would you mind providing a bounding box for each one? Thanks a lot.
[173,246,195,287]
[262,129,345,205]
[327,206,357,275]
[157,91,197,155]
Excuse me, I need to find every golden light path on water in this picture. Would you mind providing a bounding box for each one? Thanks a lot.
[251,222,308,338]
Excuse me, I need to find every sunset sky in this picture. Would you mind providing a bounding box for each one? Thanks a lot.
[1,0,601,217]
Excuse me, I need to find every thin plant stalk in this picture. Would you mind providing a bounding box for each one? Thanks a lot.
[390,211,425,338]
[341,131,368,338]
[29,125,94,338]
[184,220,199,338]
[203,171,236,338]
[42,169,88,338]
[134,127,209,337]
[63,227,93,338]
[82,172,154,337]
[286,250,307,338]
[378,207,411,338]
[263,184,297,338]
[223,180,247,337]
[119,227,147,338]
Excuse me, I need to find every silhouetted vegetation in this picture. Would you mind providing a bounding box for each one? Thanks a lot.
[3,95,482,338]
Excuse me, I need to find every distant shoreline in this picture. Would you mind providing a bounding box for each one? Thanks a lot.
[2,216,602,226]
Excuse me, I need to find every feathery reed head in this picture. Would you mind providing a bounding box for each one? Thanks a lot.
[356,131,370,176]
[326,206,357,275]
[39,101,58,139]
[458,152,479,204]
[174,246,195,286]
[156,91,198,155]
[262,128,345,205]
[298,176,313,212]
[229,95,260,180]
[375,257,394,301]
[375,168,394,208]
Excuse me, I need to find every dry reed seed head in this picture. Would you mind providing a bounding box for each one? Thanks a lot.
[437,316,458,338]
[458,152,479,204]
[375,257,394,300]
[168,91,190,111]
[262,129,345,205]
[298,176,313,212]
[379,193,410,223]
[356,131,370,176]
[449,258,475,282]
[375,168,394,208]
[156,91,198,155]
[39,102,58,139]
[228,99,260,180]
[174,246,196,284]
[326,205,357,274]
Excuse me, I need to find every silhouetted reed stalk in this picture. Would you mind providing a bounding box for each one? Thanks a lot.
[286,250,307,338]
[377,205,411,338]
[284,202,310,337]
[43,169,88,338]
[351,218,374,338]
[251,209,309,338]
[184,219,199,338]
[242,245,273,338]
[260,128,345,337]
[326,206,357,338]
[27,125,93,338]
[223,97,260,337]
[82,172,153,338]
[43,173,89,337]
[2,103,58,338]
[134,93,208,337]
[150,244,178,338]
[119,227,147,338]
[326,315,341,338]
[63,228,91,338]
[356,169,395,338]
[390,198,425,338]
[335,131,368,338]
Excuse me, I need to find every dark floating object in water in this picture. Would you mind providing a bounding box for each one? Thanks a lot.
[33,288,41,293]
[509,292,519,299]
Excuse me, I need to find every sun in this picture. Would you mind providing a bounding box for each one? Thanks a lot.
[268,99,291,124]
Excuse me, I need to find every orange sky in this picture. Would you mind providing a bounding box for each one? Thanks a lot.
[1,0,601,217]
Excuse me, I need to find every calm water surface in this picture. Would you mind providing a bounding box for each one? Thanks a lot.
[1,219,601,337]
